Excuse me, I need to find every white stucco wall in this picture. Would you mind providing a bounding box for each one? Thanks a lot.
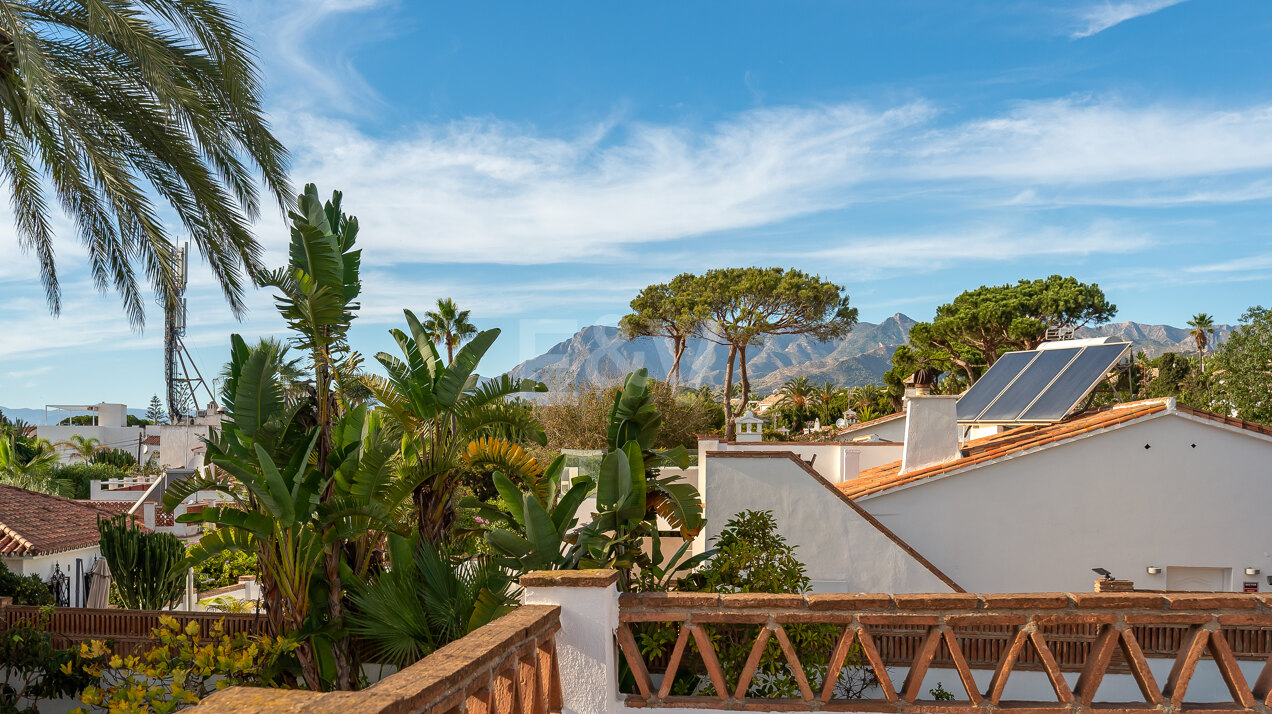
[860,413,1272,593]
[701,453,956,593]
[157,424,212,469]
[705,441,902,484]
[836,413,907,443]
[37,425,150,462]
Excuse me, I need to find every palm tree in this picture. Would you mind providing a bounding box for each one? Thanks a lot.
[422,298,478,363]
[1188,313,1217,371]
[57,434,99,463]
[218,337,308,404]
[0,431,64,495]
[364,311,548,544]
[778,376,813,411]
[0,1,290,326]
[816,381,842,423]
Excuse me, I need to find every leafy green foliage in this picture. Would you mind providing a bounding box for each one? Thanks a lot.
[1,610,104,713]
[347,534,516,667]
[643,510,877,699]
[192,549,258,590]
[0,561,53,607]
[1209,306,1272,425]
[679,510,809,594]
[898,275,1116,384]
[75,617,295,712]
[0,0,291,326]
[621,274,706,390]
[97,515,186,610]
[51,463,129,500]
[362,311,547,544]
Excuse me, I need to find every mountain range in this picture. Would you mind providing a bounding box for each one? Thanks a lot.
[506,314,1232,393]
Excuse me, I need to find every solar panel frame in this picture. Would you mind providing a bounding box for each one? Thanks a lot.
[1017,342,1130,422]
[955,351,1038,422]
[975,347,1083,423]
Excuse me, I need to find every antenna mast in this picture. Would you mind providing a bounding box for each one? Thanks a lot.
[163,243,217,423]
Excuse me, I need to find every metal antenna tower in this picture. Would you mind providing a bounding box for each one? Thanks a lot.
[163,243,217,423]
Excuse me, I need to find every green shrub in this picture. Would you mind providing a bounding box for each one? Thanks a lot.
[679,509,809,594]
[49,463,128,500]
[0,561,54,606]
[192,548,257,590]
[0,610,105,713]
[639,510,877,699]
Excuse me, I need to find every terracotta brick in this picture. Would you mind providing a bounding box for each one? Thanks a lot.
[718,593,806,608]
[618,610,689,623]
[1218,613,1272,626]
[980,593,1071,610]
[1035,613,1118,625]
[946,614,1029,626]
[689,610,771,624]
[892,593,981,610]
[518,569,618,588]
[805,593,892,610]
[623,591,720,607]
[859,614,941,626]
[1124,613,1211,625]
[776,611,855,624]
[1167,593,1260,610]
[1071,592,1166,609]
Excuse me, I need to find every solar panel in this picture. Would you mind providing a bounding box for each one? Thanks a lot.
[955,341,1131,424]
[976,348,1082,423]
[1018,343,1130,422]
[955,351,1036,421]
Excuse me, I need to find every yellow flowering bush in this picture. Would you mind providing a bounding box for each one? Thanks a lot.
[71,616,296,713]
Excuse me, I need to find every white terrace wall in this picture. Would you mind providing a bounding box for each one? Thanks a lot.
[700,438,902,484]
[859,413,1272,593]
[700,452,954,593]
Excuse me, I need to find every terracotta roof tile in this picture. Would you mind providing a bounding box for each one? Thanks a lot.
[838,399,1175,499]
[143,435,161,446]
[0,485,111,556]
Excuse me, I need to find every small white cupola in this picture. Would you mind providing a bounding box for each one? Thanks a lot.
[735,410,764,443]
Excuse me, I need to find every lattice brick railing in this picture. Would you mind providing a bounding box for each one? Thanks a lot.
[193,604,563,714]
[616,591,1272,711]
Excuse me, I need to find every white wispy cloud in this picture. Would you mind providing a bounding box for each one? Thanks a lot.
[1070,0,1188,38]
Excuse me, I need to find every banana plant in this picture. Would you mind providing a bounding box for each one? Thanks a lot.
[470,460,592,573]
[606,369,704,539]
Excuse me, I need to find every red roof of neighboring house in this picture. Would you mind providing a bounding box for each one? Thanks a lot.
[836,398,1256,500]
[143,435,161,446]
[0,486,113,557]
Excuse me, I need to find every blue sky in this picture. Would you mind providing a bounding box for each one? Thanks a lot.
[3,0,1272,410]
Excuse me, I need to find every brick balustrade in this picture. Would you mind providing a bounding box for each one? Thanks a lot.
[0,602,267,657]
[193,604,562,714]
[615,591,1272,711]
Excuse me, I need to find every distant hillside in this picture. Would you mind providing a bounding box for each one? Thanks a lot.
[506,315,1233,394]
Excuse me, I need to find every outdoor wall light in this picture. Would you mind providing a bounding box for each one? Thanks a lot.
[1146,566,1162,575]
[1247,567,1262,576]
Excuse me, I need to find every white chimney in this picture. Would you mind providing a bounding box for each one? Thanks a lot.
[900,395,961,475]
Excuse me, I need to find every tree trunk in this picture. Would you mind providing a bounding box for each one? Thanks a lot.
[315,359,353,691]
[414,481,453,545]
[447,337,455,364]
[722,343,738,440]
[736,344,751,418]
[670,337,685,393]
